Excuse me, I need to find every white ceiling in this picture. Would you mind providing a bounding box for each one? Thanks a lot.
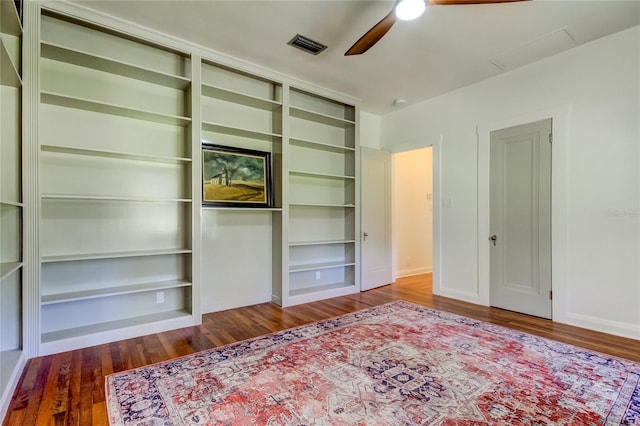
[72,0,640,115]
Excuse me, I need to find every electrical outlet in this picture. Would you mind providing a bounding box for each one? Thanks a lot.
[156,291,165,304]
[315,271,321,280]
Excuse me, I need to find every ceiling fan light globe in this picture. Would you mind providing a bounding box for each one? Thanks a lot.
[395,0,426,21]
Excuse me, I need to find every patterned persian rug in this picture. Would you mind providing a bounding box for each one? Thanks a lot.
[106,301,640,425]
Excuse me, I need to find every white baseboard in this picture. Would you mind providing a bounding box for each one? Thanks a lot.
[436,288,482,305]
[565,312,640,340]
[397,266,432,279]
[202,295,271,314]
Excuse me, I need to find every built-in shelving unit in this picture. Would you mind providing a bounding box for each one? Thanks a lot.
[283,88,359,306]
[199,59,284,313]
[0,0,365,416]
[40,91,192,126]
[40,143,192,164]
[199,60,283,163]
[202,120,281,141]
[0,262,22,280]
[40,41,191,89]
[36,11,196,354]
[0,0,25,413]
[202,83,281,110]
[2,2,361,378]
[41,248,193,263]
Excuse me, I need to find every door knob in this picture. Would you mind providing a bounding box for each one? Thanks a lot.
[489,235,497,246]
[363,232,369,241]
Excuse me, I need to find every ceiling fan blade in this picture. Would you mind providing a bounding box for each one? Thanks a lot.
[345,0,528,56]
[428,0,527,5]
[344,7,397,56]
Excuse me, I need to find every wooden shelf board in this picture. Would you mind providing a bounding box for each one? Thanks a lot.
[41,42,191,89]
[1,40,21,88]
[289,239,356,247]
[202,120,282,142]
[0,1,22,36]
[202,83,281,110]
[289,137,355,152]
[41,91,192,127]
[289,169,355,180]
[41,248,192,263]
[0,262,22,281]
[0,199,23,207]
[290,106,355,128]
[41,280,192,305]
[40,144,191,164]
[41,194,192,203]
[289,281,356,297]
[41,309,192,343]
[289,203,356,208]
[289,261,355,273]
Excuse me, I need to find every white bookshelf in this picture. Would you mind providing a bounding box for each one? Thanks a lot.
[41,248,193,263]
[41,194,192,203]
[289,261,356,273]
[41,309,192,344]
[0,262,22,280]
[0,200,22,208]
[41,279,192,305]
[290,169,356,180]
[200,59,284,313]
[202,83,281,111]
[1,1,22,37]
[40,144,192,164]
[289,106,355,128]
[289,282,356,298]
[36,11,196,353]
[289,239,357,247]
[1,41,21,88]
[40,91,192,126]
[0,0,24,414]
[40,41,191,89]
[282,88,359,306]
[7,2,362,366]
[202,120,281,142]
[290,136,356,152]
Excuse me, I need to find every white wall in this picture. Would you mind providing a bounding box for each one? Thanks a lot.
[392,147,433,278]
[381,26,640,339]
[359,111,381,149]
[201,210,273,313]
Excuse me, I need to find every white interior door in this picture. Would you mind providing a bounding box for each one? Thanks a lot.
[361,147,392,290]
[490,119,552,318]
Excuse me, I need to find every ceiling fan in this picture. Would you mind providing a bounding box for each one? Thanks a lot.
[345,0,527,56]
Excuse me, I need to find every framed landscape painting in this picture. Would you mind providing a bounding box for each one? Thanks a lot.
[202,143,273,208]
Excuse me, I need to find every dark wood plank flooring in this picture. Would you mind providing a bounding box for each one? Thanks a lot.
[4,274,640,425]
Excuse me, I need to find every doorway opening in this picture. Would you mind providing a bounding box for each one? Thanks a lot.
[392,146,433,293]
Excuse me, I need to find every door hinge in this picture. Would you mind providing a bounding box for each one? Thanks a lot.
[549,290,553,300]
[548,133,553,144]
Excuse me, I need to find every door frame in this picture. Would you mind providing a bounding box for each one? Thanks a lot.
[387,134,442,293]
[477,106,570,323]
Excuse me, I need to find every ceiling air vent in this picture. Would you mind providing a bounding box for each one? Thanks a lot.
[287,34,327,55]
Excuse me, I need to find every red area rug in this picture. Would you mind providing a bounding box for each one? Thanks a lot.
[106,301,640,425]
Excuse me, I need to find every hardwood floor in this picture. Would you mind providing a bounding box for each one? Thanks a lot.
[4,274,640,425]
